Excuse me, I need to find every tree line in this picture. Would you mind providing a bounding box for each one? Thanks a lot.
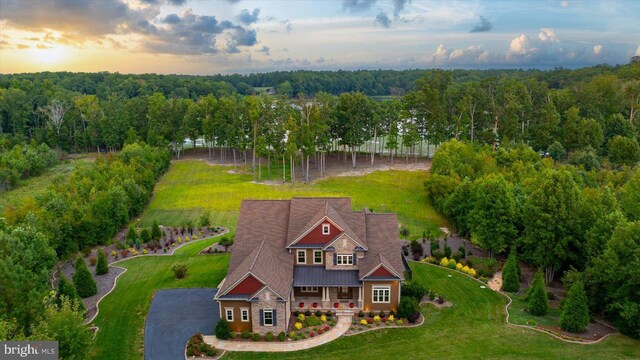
[1,62,638,184]
[425,139,640,339]
[0,141,57,191]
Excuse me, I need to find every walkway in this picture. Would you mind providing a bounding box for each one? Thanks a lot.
[145,288,219,360]
[203,315,351,352]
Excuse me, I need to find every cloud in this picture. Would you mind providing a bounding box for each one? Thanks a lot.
[469,16,492,33]
[257,45,270,55]
[593,44,603,55]
[316,56,326,63]
[423,44,490,66]
[375,12,391,28]
[285,21,293,33]
[225,26,257,54]
[237,8,260,25]
[538,28,558,42]
[17,44,29,49]
[636,46,640,57]
[393,0,409,18]
[343,0,376,13]
[560,1,570,7]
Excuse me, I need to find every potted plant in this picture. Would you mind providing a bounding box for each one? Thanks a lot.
[299,302,304,308]
[313,302,318,308]
[349,302,354,308]
[333,303,339,309]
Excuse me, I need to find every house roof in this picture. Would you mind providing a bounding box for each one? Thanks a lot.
[292,266,361,287]
[219,198,404,301]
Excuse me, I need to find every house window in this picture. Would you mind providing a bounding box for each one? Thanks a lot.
[225,308,234,322]
[301,286,318,292]
[297,250,306,264]
[372,286,390,303]
[263,309,273,326]
[337,254,353,265]
[313,250,323,264]
[240,308,249,322]
[322,224,330,235]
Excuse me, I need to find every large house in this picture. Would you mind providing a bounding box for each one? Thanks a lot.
[213,197,409,334]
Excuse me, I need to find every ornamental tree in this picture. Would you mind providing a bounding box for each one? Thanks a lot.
[502,249,520,293]
[56,275,86,314]
[151,219,162,240]
[560,280,590,333]
[526,270,549,316]
[96,248,109,275]
[73,257,97,298]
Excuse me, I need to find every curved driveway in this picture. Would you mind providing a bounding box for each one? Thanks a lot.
[145,288,219,360]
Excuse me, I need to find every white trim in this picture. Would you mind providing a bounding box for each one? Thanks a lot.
[225,307,234,322]
[297,250,306,264]
[248,285,286,301]
[322,233,367,252]
[288,216,344,247]
[263,309,274,326]
[301,286,319,292]
[336,254,353,265]
[240,308,250,322]
[322,223,330,235]
[360,263,402,280]
[372,286,391,304]
[313,250,323,264]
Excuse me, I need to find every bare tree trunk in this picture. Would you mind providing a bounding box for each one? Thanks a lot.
[351,147,356,168]
[267,150,271,180]
[282,154,286,183]
[370,128,377,165]
[426,139,430,159]
[258,156,262,180]
[233,148,237,170]
[306,155,310,182]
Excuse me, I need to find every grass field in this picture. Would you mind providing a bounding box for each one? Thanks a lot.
[137,159,446,239]
[90,237,229,360]
[0,159,91,210]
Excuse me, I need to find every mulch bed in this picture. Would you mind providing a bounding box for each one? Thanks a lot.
[420,296,453,308]
[346,314,421,335]
[536,320,617,342]
[403,235,490,262]
[52,225,228,324]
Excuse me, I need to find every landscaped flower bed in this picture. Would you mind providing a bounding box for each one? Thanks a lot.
[186,332,218,358]
[284,310,337,341]
[345,310,419,334]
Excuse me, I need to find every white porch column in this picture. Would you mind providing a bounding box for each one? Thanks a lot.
[358,287,363,309]
[291,289,295,302]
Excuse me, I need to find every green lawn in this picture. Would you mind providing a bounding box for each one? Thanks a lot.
[223,263,640,360]
[138,160,446,239]
[90,238,229,360]
[508,293,562,327]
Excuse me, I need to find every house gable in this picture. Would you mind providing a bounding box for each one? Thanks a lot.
[297,220,342,246]
[370,266,394,278]
[227,274,264,295]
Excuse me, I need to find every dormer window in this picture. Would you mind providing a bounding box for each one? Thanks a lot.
[322,223,330,235]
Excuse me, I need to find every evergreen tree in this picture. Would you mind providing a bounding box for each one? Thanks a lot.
[502,249,520,293]
[140,228,151,244]
[126,226,137,247]
[560,280,590,333]
[56,275,86,314]
[151,219,162,241]
[215,318,231,340]
[73,257,97,298]
[526,270,549,316]
[96,248,109,275]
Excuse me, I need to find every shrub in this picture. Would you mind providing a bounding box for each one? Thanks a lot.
[402,282,427,302]
[462,265,470,274]
[458,246,466,259]
[297,314,305,322]
[120,249,128,258]
[388,315,394,322]
[73,257,97,298]
[142,248,148,255]
[431,249,445,260]
[358,311,365,318]
[96,249,109,275]
[421,256,437,264]
[278,331,286,342]
[294,322,303,330]
[56,275,86,313]
[140,228,151,244]
[111,250,117,258]
[451,251,463,262]
[305,315,321,327]
[241,330,251,339]
[409,240,423,257]
[151,219,162,240]
[288,331,296,339]
[88,255,97,266]
[215,318,231,340]
[397,319,404,325]
[373,315,381,323]
[320,315,327,323]
[444,245,452,258]
[447,259,457,269]
[399,226,410,238]
[309,331,316,337]
[502,249,520,293]
[398,297,419,320]
[314,310,322,317]
[171,264,187,279]
[527,270,549,316]
[293,310,300,317]
[430,241,440,256]
[186,333,217,357]
[305,310,312,317]
[468,268,477,277]
[360,319,367,325]
[368,311,375,317]
[428,290,436,300]
[436,295,445,304]
[378,310,386,317]
[252,333,260,341]
[456,263,463,271]
[408,311,421,323]
[560,280,590,333]
[325,310,332,317]
[467,257,499,277]
[439,257,449,267]
[264,332,274,342]
[389,310,395,317]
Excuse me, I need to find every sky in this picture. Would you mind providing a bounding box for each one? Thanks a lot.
[0,0,639,75]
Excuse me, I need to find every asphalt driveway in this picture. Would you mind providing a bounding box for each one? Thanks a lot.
[145,288,219,360]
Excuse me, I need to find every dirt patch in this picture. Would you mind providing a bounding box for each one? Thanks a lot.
[420,297,453,308]
[488,271,503,291]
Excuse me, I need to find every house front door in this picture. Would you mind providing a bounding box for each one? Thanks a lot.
[337,287,352,299]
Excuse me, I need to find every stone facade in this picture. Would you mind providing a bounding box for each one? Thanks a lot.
[250,288,288,335]
[324,235,365,270]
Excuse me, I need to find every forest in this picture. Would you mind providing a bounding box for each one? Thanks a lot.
[0,60,639,354]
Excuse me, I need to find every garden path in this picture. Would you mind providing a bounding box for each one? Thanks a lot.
[202,316,351,352]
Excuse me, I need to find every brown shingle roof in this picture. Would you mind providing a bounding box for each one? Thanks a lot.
[359,213,405,280]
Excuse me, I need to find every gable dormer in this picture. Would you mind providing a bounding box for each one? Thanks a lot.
[295,219,342,246]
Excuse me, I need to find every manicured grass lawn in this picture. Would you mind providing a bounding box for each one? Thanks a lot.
[223,263,640,360]
[138,160,446,238]
[90,238,229,360]
[508,293,562,327]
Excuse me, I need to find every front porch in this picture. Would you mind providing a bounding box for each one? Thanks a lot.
[292,286,363,311]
